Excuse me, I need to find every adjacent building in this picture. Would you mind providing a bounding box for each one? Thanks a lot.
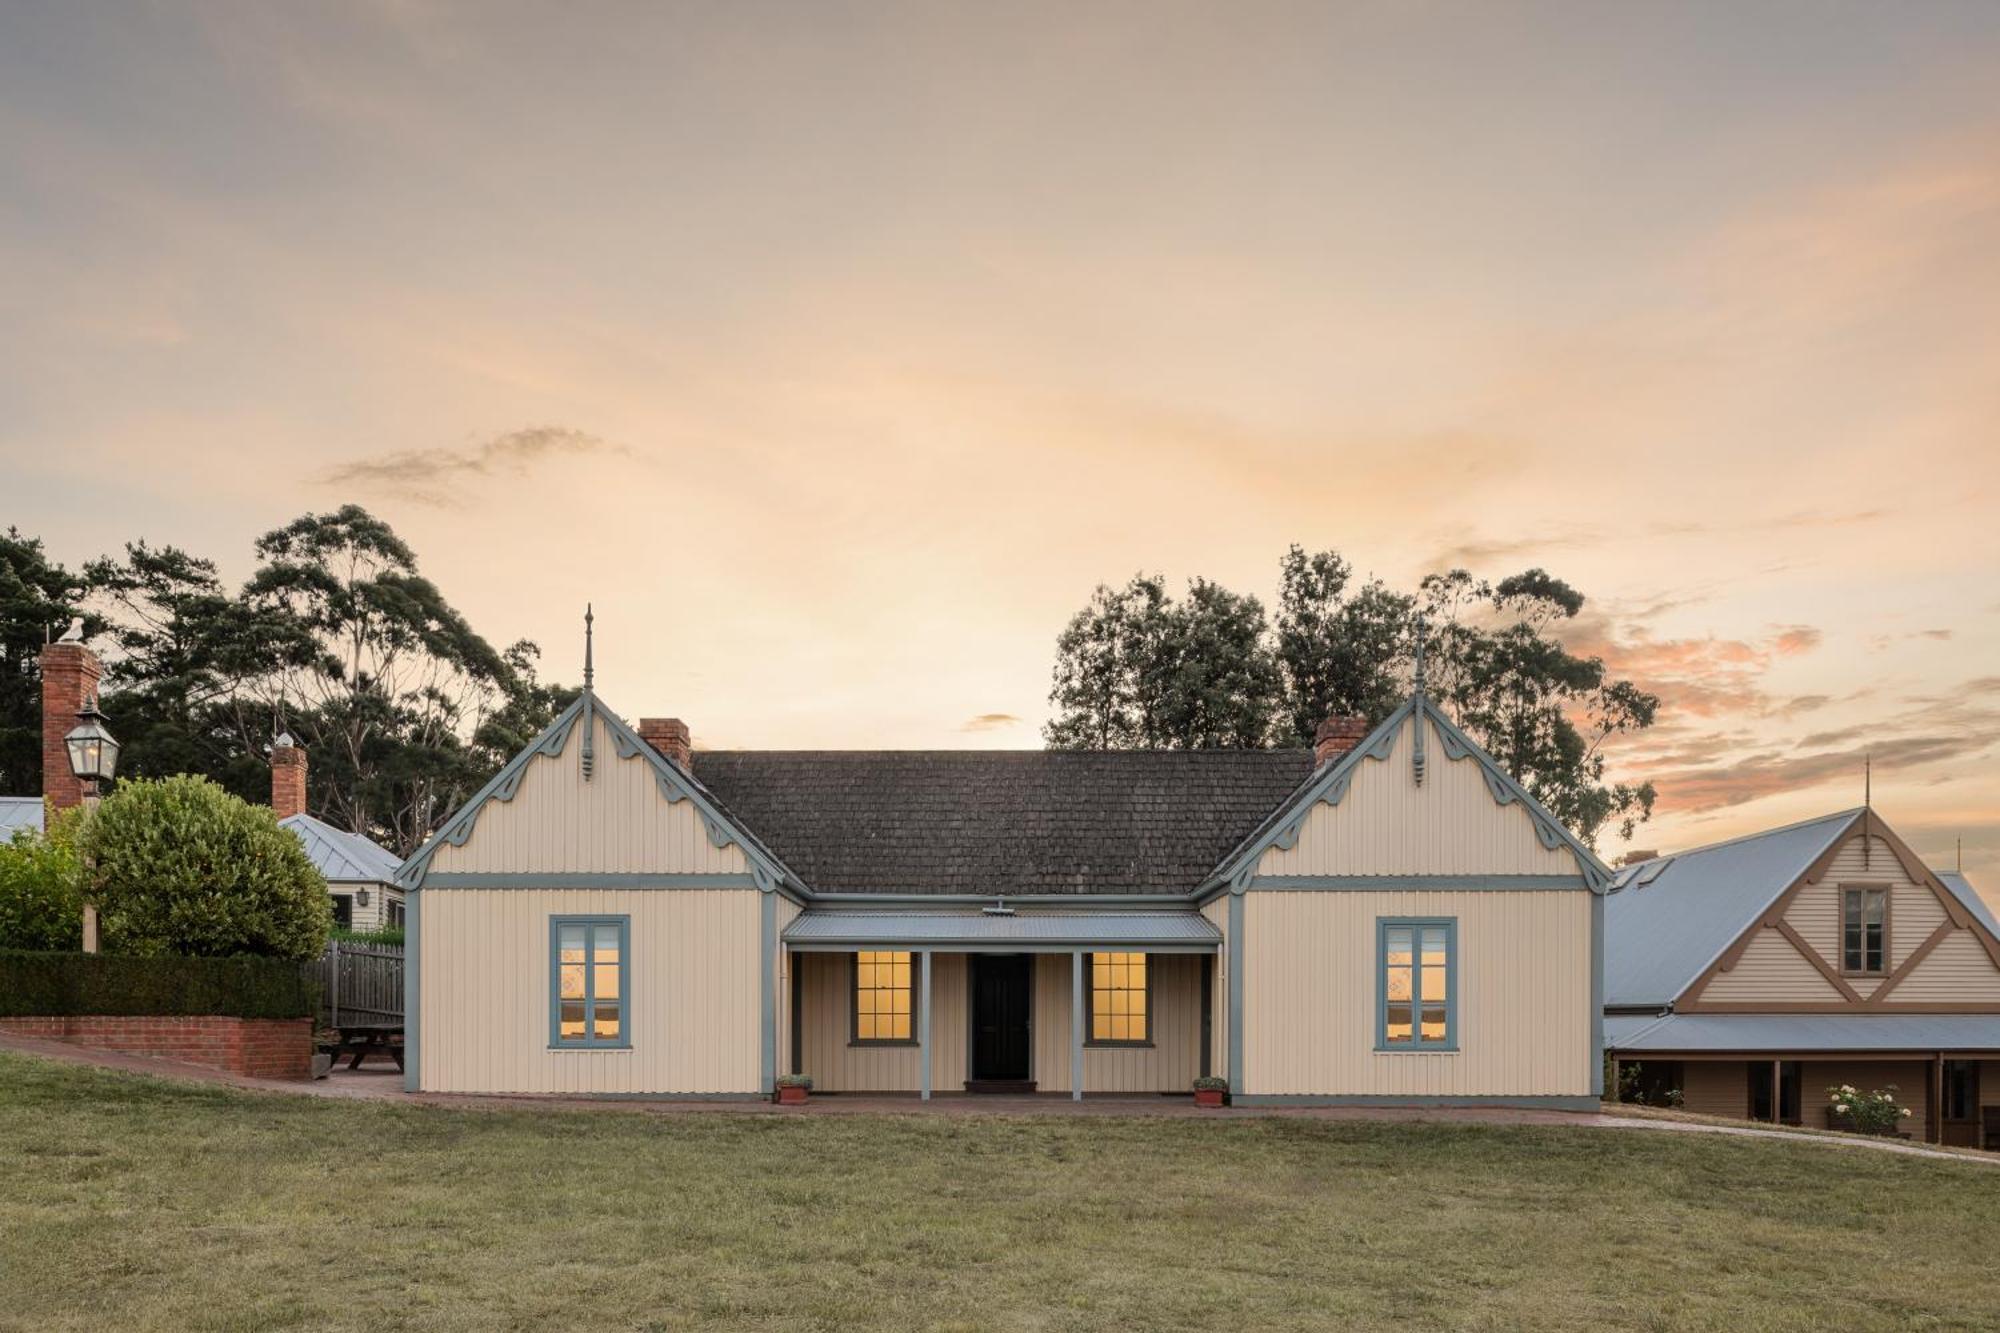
[1603,808,2000,1146]
[399,675,1610,1104]
[269,735,405,932]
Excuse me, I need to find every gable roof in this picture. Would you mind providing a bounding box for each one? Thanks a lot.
[693,749,1311,896]
[0,797,43,838]
[1938,871,1999,939]
[279,812,403,885]
[1198,693,1614,896]
[1602,809,1862,1010]
[397,690,804,894]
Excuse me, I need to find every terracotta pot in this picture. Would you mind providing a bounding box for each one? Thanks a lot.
[1194,1087,1226,1108]
[776,1085,808,1105]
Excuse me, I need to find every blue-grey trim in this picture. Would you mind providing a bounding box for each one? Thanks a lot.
[1590,892,1605,1098]
[548,914,633,1050]
[397,689,807,903]
[1070,949,1084,1101]
[759,893,776,1095]
[919,950,933,1101]
[1231,1094,1601,1110]
[1246,874,1586,891]
[1375,916,1459,1053]
[402,891,420,1093]
[422,872,761,890]
[1227,892,1244,1094]
[1197,696,1614,900]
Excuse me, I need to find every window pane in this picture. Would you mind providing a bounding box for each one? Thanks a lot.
[1385,928,1412,967]
[592,923,620,961]
[1420,1003,1448,1041]
[594,1003,621,1041]
[560,998,587,1038]
[1385,1002,1412,1042]
[559,924,586,960]
[1089,953,1147,1042]
[559,962,586,1001]
[595,961,620,1004]
[1385,964,1412,1004]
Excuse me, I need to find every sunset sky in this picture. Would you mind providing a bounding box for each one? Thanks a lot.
[3,4,1997,892]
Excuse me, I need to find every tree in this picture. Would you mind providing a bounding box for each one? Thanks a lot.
[243,505,567,854]
[80,776,331,961]
[1273,546,1413,746]
[1418,569,1658,845]
[1044,574,1280,749]
[1044,548,1662,848]
[0,808,84,951]
[84,542,278,804]
[0,529,97,795]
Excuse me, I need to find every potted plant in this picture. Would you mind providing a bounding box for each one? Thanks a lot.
[1825,1083,1911,1137]
[1193,1076,1228,1108]
[775,1074,813,1105]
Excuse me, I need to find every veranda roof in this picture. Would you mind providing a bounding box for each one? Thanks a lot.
[781,909,1222,951]
[1605,1012,2000,1054]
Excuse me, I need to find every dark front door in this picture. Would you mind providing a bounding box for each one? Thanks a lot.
[1942,1060,1981,1147]
[970,954,1033,1087]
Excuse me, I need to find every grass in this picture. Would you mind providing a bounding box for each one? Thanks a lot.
[2,1054,1997,1332]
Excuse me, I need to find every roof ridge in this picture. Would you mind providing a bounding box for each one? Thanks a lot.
[1630,807,1864,865]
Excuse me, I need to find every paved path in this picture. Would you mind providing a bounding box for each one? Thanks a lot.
[3,1031,1991,1166]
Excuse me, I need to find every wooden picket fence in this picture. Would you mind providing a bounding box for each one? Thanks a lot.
[309,940,403,1027]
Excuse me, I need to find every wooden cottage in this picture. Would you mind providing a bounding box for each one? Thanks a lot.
[398,671,1609,1105]
[1603,809,2000,1146]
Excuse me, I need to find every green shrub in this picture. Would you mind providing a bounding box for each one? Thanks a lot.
[0,809,83,951]
[79,776,332,962]
[0,949,317,1019]
[331,926,404,947]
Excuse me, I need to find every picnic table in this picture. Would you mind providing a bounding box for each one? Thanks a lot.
[323,1022,404,1071]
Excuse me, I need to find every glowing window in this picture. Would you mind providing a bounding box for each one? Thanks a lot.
[550,916,628,1048]
[1378,919,1455,1050]
[1088,952,1150,1044]
[853,951,915,1042]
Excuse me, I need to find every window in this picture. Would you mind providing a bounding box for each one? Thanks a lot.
[550,916,629,1048]
[852,951,915,1043]
[1841,887,1888,974]
[329,894,353,930]
[1087,952,1150,1045]
[1378,919,1456,1050]
[386,898,405,928]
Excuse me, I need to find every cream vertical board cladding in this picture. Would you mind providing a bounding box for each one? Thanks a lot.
[1203,896,1229,1079]
[1240,890,1592,1096]
[792,951,969,1092]
[423,712,751,877]
[419,888,761,1094]
[1888,931,2000,1002]
[1256,715,1577,879]
[1030,953,1204,1093]
[1700,928,1849,1004]
[1784,833,1945,982]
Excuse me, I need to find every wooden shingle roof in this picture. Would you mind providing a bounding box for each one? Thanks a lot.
[691,749,1313,896]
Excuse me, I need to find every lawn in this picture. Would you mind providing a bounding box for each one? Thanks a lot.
[2,1053,1997,1331]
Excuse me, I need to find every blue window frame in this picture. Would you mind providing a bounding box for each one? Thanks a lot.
[549,915,631,1048]
[1376,917,1457,1051]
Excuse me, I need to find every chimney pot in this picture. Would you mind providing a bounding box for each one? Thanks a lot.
[1313,715,1372,767]
[638,717,692,770]
[271,739,309,821]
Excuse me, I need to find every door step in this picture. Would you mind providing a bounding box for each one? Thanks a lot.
[963,1079,1038,1095]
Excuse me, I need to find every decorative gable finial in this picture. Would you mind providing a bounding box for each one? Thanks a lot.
[1411,610,1428,786]
[580,604,596,781]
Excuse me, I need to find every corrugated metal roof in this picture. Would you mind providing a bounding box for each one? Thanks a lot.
[1937,871,1999,939]
[0,797,44,838]
[1605,1011,2000,1053]
[280,813,403,884]
[782,909,1222,948]
[1603,809,1861,1008]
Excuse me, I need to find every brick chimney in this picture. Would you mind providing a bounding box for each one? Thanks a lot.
[271,734,308,820]
[40,629,104,812]
[1313,715,1371,767]
[1620,850,1658,867]
[638,717,691,770]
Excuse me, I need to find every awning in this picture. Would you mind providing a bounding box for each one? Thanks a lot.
[1606,1012,2000,1054]
[781,909,1221,952]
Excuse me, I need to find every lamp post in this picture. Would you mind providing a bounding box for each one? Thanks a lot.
[63,693,120,953]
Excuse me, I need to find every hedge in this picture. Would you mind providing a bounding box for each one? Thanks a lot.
[0,950,318,1021]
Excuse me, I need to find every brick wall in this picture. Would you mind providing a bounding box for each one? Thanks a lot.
[0,1015,314,1080]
